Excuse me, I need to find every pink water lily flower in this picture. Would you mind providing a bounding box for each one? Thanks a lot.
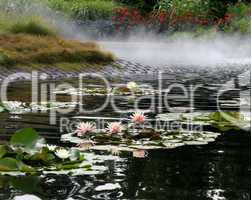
[75,122,96,136]
[133,149,148,158]
[130,112,146,124]
[107,122,124,135]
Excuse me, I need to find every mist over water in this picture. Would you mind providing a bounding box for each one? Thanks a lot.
[101,34,251,67]
[3,0,251,67]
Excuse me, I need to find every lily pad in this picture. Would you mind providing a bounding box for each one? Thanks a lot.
[0,158,19,171]
[11,128,39,149]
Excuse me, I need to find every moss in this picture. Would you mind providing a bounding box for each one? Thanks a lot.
[0,34,116,70]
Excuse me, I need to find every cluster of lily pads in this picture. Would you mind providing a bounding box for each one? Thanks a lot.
[0,101,78,114]
[0,128,94,175]
[54,82,155,96]
[158,111,251,132]
[61,111,240,152]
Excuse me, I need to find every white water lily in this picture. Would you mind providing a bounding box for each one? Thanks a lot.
[46,144,57,151]
[127,82,139,92]
[35,138,46,150]
[3,101,27,113]
[55,148,70,160]
[13,194,42,200]
[95,183,121,191]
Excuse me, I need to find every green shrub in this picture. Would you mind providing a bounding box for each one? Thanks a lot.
[223,2,251,33]
[157,0,210,17]
[227,2,251,18]
[225,17,251,33]
[46,0,122,20]
[117,0,157,13]
[8,18,57,36]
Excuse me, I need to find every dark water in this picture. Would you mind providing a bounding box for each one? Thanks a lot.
[0,65,250,200]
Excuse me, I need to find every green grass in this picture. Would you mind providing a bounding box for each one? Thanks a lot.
[0,12,58,36]
[8,19,57,36]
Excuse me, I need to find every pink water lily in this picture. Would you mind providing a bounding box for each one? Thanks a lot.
[75,122,96,136]
[107,122,124,134]
[133,149,148,158]
[77,142,95,150]
[130,112,146,124]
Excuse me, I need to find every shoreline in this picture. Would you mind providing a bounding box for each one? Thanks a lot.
[0,59,158,84]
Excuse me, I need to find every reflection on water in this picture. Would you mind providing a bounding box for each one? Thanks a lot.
[1,136,251,200]
[0,65,250,199]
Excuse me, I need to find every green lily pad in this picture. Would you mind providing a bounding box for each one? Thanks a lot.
[0,158,19,171]
[0,145,7,159]
[10,128,39,149]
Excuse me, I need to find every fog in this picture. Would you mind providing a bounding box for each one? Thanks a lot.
[101,34,251,66]
[3,0,251,67]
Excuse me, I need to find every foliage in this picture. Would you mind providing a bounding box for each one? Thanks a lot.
[61,110,227,150]
[227,2,251,18]
[112,7,170,33]
[157,0,210,17]
[185,111,248,132]
[45,0,122,20]
[10,128,40,149]
[0,128,88,173]
[0,10,58,36]
[8,18,57,36]
[117,0,158,13]
[225,17,251,33]
[219,2,251,33]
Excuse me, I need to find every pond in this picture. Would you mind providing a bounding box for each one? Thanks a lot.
[0,60,250,200]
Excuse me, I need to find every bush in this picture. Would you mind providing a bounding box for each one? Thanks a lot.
[157,0,210,17]
[227,2,251,17]
[225,17,251,33]
[117,0,158,13]
[221,3,251,33]
[8,18,57,36]
[46,0,122,20]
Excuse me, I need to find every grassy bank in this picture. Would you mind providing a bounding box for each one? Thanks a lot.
[0,34,115,70]
[0,10,115,70]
